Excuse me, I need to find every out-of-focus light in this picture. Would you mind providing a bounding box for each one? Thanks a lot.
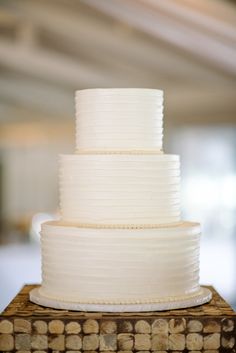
[183,173,236,211]
[221,174,236,209]
[183,175,220,210]
[200,237,235,302]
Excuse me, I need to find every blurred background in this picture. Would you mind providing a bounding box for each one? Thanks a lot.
[0,0,236,311]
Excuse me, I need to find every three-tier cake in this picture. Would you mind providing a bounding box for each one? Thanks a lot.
[30,88,212,311]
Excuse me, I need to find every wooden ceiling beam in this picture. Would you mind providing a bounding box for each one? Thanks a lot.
[1,0,229,83]
[0,39,121,88]
[82,0,236,76]
[0,74,73,119]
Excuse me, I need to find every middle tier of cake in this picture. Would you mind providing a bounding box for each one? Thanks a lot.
[59,153,181,225]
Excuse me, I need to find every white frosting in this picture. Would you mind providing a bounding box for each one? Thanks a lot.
[75,88,163,151]
[40,221,201,303]
[59,154,181,225]
[36,88,205,308]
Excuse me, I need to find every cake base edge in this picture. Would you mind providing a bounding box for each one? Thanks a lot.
[29,286,212,312]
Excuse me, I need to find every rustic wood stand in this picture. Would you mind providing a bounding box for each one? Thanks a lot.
[0,285,235,352]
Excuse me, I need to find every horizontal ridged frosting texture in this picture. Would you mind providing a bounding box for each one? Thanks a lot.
[75,88,163,151]
[59,154,181,225]
[40,221,201,303]
[37,88,205,308]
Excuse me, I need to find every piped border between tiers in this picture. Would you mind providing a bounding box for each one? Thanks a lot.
[45,221,197,230]
[75,149,164,155]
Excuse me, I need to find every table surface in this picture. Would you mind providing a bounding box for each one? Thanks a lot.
[1,285,235,319]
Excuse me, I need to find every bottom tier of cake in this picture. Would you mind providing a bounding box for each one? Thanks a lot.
[37,220,208,307]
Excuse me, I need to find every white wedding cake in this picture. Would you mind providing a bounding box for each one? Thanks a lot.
[30,88,212,311]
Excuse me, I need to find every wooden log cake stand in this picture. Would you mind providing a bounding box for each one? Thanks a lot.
[0,285,235,353]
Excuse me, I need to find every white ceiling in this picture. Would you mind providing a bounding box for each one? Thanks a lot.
[0,0,235,126]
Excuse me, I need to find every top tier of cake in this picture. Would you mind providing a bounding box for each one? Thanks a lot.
[75,88,163,152]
